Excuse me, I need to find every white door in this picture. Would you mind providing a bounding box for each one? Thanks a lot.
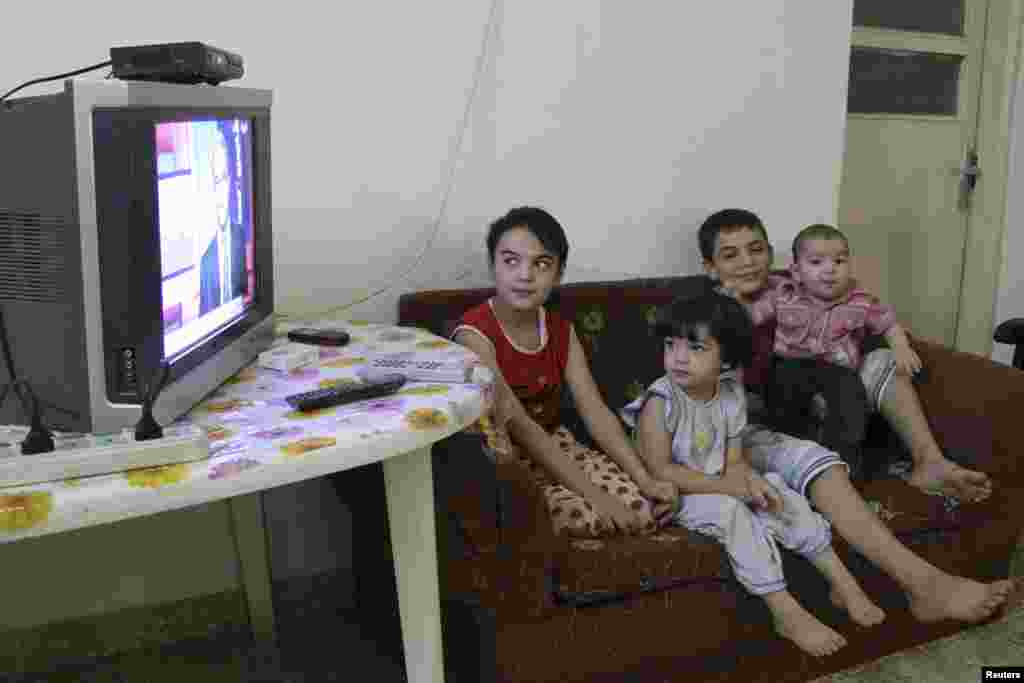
[838,0,1002,348]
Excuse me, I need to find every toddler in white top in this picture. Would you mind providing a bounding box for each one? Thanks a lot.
[621,291,885,658]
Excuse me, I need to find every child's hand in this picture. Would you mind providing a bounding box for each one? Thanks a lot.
[892,345,922,376]
[746,473,785,515]
[593,492,646,535]
[884,324,922,377]
[640,478,678,504]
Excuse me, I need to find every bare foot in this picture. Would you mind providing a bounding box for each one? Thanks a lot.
[830,585,886,627]
[764,591,847,657]
[907,459,992,502]
[908,573,1014,623]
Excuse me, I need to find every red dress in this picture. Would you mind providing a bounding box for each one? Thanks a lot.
[454,300,571,433]
[454,299,671,538]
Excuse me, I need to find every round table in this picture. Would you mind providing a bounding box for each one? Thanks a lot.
[0,320,493,683]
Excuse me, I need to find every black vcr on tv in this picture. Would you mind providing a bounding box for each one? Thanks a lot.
[110,42,244,85]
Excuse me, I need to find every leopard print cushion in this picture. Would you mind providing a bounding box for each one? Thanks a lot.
[466,417,675,538]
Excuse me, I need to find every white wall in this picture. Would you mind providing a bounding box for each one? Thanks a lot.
[0,503,240,630]
[0,1,853,321]
[0,0,853,625]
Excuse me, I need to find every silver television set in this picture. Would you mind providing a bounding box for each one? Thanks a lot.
[0,79,275,434]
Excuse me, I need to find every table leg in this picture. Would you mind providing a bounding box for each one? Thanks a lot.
[382,445,445,683]
[228,492,277,643]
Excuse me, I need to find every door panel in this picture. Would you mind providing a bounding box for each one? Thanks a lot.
[838,0,987,346]
[840,117,967,343]
[852,0,964,37]
[847,48,962,116]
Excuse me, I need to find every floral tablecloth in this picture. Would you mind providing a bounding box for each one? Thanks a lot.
[0,321,493,542]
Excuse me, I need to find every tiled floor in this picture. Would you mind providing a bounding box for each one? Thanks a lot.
[4,566,1022,682]
[1,570,408,683]
[5,502,1020,682]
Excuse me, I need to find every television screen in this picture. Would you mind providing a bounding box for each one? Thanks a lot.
[157,117,255,360]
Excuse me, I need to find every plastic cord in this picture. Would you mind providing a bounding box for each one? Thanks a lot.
[0,308,46,450]
[278,0,502,322]
[0,309,18,383]
[0,306,78,424]
[0,60,113,106]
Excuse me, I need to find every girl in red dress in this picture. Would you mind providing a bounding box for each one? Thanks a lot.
[454,207,677,537]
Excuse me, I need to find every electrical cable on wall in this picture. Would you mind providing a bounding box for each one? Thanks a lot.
[278,0,502,322]
[0,60,112,106]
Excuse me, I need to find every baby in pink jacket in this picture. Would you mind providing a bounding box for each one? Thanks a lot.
[742,224,921,479]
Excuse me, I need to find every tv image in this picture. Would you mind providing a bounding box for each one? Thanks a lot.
[157,118,255,359]
[0,80,274,434]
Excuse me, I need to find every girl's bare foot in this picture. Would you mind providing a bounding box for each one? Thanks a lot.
[907,573,1013,623]
[907,459,991,502]
[830,585,886,627]
[764,590,847,657]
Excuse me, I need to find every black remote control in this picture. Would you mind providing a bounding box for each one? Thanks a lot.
[287,327,351,346]
[285,374,406,412]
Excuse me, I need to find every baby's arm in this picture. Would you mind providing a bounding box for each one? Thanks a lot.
[862,292,922,376]
[883,323,923,375]
[858,290,921,375]
[635,396,748,499]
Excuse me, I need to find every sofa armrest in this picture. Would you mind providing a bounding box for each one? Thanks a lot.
[994,319,1024,369]
[912,337,1024,487]
[433,431,560,620]
[994,318,1024,346]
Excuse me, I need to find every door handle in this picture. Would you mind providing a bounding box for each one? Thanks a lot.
[959,149,981,210]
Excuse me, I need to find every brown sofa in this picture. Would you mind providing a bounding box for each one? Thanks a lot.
[399,275,1024,683]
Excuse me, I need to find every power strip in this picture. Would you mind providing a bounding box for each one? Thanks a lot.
[0,425,210,488]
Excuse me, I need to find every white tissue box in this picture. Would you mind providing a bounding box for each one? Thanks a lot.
[257,343,319,373]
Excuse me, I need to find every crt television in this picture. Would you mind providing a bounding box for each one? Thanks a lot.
[0,79,275,434]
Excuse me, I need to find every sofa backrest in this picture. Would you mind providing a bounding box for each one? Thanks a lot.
[397,275,715,441]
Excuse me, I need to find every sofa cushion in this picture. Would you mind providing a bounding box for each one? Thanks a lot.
[547,470,966,603]
[553,526,732,605]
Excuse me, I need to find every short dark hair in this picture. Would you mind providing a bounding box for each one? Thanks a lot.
[697,208,770,263]
[792,223,849,262]
[486,207,569,274]
[652,291,753,370]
